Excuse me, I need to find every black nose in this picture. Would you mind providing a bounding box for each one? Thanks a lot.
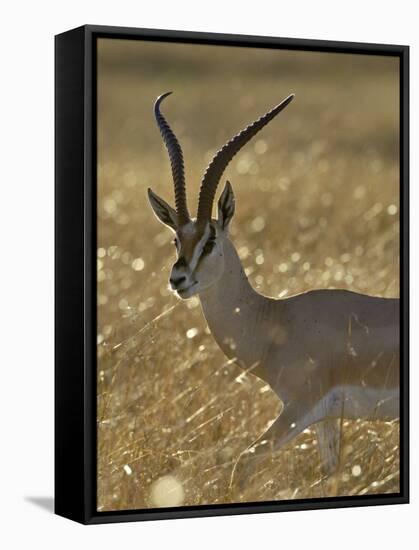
[170,275,186,288]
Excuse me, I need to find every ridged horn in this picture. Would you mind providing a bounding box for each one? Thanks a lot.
[154,92,190,226]
[197,94,295,225]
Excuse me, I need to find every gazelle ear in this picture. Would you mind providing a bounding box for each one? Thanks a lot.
[217,181,235,230]
[147,188,177,231]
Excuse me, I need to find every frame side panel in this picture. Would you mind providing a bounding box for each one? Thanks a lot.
[55,26,87,524]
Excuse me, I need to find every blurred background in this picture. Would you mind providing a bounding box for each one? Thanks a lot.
[96,38,400,511]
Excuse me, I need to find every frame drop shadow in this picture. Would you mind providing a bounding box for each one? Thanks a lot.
[25,496,54,513]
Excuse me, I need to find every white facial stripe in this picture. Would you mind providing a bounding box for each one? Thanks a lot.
[189,224,211,272]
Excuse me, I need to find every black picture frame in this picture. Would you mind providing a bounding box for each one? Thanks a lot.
[55,24,409,525]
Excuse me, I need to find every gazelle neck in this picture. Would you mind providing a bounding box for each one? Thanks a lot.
[198,238,287,382]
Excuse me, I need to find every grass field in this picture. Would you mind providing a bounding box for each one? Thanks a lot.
[96,39,400,511]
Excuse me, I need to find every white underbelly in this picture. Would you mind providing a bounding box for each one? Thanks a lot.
[324,384,399,421]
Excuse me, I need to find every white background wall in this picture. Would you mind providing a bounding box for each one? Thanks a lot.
[0,1,416,548]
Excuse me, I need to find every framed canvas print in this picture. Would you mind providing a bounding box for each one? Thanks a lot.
[55,25,409,524]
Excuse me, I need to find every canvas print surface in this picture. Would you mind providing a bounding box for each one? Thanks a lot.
[96,38,400,511]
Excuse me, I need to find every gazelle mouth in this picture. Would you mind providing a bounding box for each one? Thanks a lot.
[175,282,198,299]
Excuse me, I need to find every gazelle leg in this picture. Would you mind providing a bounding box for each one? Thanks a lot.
[230,397,334,487]
[315,418,342,476]
[229,402,306,487]
[249,402,310,457]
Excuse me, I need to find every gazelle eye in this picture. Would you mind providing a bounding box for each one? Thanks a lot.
[173,237,179,249]
[203,238,216,255]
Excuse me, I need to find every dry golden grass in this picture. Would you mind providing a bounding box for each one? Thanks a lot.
[96,39,400,511]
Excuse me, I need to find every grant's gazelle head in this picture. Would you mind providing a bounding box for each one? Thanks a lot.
[148,91,294,299]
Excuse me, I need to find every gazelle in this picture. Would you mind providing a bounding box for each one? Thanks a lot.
[147,92,400,476]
